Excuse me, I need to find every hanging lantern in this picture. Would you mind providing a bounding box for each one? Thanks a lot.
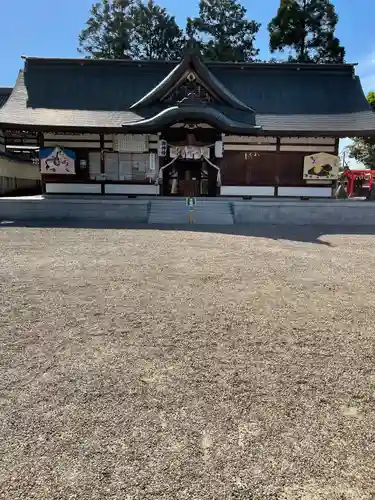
[214,140,223,158]
[158,139,168,157]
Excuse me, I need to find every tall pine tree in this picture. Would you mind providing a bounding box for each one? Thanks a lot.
[78,0,133,59]
[268,0,345,63]
[130,0,184,60]
[186,0,261,62]
[78,0,184,60]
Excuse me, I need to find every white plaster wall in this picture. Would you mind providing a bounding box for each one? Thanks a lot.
[45,183,101,194]
[105,184,159,195]
[221,186,275,196]
[278,187,332,197]
[0,156,40,180]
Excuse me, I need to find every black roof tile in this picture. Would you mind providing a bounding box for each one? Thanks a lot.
[0,87,12,108]
[0,57,374,136]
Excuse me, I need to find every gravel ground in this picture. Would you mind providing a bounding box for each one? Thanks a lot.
[0,224,375,500]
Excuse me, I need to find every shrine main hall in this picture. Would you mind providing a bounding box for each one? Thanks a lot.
[1,48,375,199]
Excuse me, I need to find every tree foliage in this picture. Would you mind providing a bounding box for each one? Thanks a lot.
[367,91,375,112]
[78,0,184,60]
[348,91,375,169]
[186,0,261,62]
[268,0,345,63]
[78,0,133,59]
[130,1,184,60]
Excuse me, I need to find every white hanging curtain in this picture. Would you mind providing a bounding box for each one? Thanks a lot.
[158,155,179,180]
[203,156,222,186]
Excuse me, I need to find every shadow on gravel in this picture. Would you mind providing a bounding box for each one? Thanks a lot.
[2,219,375,245]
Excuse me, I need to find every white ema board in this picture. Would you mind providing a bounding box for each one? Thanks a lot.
[40,147,76,175]
[303,152,339,180]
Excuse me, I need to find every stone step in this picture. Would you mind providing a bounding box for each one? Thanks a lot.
[148,200,234,225]
[150,208,231,214]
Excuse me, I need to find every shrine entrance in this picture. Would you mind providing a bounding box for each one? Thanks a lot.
[162,159,218,197]
[159,126,222,197]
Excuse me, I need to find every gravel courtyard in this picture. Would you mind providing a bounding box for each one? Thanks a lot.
[0,224,375,500]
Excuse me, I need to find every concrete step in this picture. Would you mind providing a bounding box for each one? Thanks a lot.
[148,200,234,225]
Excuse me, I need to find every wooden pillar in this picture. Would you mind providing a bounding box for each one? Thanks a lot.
[158,132,167,196]
[333,137,340,194]
[215,131,223,196]
[37,132,45,194]
[275,137,281,197]
[2,128,7,152]
[334,137,340,156]
[100,133,105,195]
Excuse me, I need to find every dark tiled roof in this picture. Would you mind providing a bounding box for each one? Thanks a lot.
[0,57,374,136]
[0,87,12,108]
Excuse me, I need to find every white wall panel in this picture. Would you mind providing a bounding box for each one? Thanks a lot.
[43,133,101,141]
[45,183,101,194]
[224,144,277,151]
[105,184,159,195]
[278,187,332,197]
[280,145,336,153]
[44,141,101,149]
[280,137,335,145]
[221,186,275,196]
[306,180,331,185]
[224,136,277,144]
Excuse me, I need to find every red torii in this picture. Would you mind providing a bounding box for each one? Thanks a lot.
[343,170,375,197]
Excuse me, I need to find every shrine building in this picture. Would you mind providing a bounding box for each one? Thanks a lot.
[1,48,375,198]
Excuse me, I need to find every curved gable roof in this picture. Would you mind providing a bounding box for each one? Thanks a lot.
[129,53,252,112]
[122,105,260,134]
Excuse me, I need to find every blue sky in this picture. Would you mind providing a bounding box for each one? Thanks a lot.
[0,0,374,165]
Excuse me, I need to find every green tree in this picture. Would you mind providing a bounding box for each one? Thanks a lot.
[186,0,261,62]
[366,91,375,112]
[348,92,375,169]
[78,0,134,59]
[268,0,345,63]
[130,0,184,60]
[78,0,184,60]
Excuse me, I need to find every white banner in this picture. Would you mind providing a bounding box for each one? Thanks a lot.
[170,145,210,160]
